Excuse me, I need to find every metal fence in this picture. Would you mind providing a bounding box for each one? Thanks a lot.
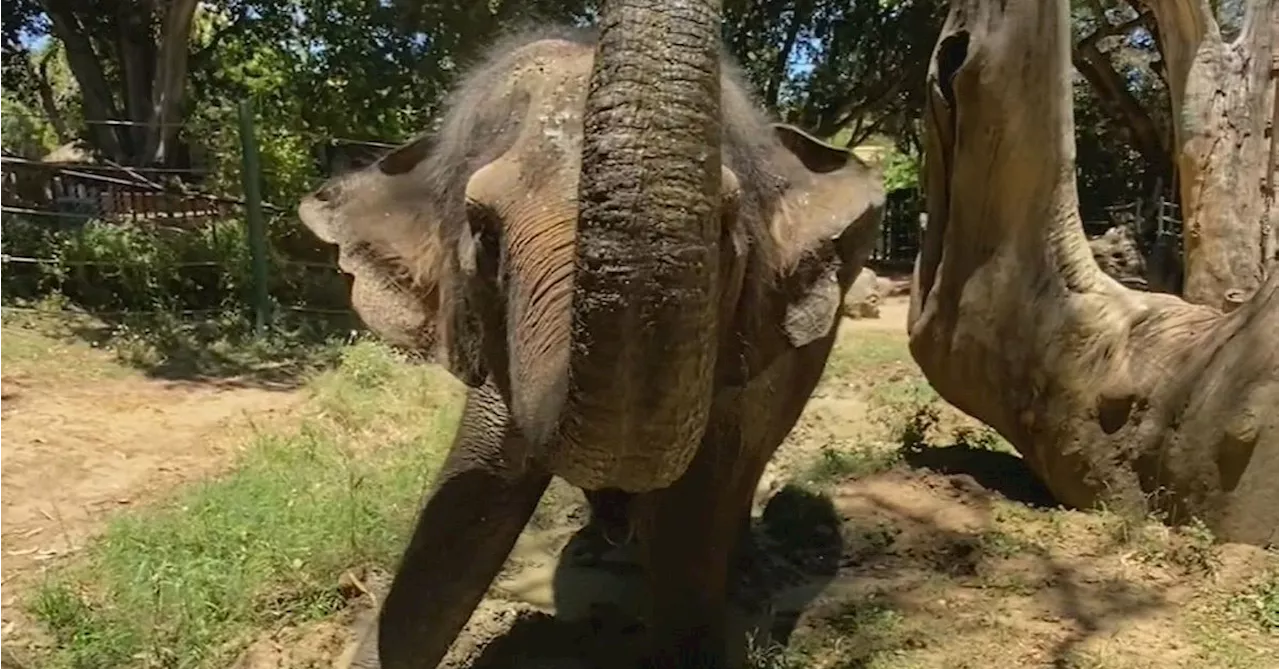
[859,187,1184,276]
[1082,196,1183,250]
[0,102,361,331]
[13,119,1160,325]
[868,187,924,271]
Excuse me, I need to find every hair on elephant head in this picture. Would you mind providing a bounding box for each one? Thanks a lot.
[297,24,883,495]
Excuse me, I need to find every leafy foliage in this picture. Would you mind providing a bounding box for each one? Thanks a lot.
[880,147,921,193]
[1,93,58,156]
[0,0,1191,322]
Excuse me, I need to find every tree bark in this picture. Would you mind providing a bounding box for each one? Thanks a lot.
[39,0,126,160]
[38,0,199,166]
[1142,0,1278,310]
[908,0,1277,545]
[116,2,154,156]
[143,0,199,165]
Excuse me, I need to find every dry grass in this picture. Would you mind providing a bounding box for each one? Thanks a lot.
[4,302,1276,669]
[4,334,464,669]
[743,317,1278,669]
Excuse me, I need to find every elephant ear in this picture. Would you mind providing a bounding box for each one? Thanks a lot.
[296,136,487,387]
[768,123,884,348]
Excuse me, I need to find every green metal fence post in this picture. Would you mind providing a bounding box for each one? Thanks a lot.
[237,100,270,334]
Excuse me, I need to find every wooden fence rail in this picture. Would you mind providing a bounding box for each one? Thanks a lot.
[1,156,241,227]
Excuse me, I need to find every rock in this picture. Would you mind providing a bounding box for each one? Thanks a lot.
[843,268,882,319]
[1089,225,1148,290]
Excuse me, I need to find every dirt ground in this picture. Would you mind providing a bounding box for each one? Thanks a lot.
[232,296,1275,669]
[4,298,1274,669]
[0,329,304,614]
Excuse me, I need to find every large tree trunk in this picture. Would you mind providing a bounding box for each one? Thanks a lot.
[40,0,127,160]
[908,0,1277,545]
[1142,0,1278,311]
[39,0,199,166]
[143,0,200,165]
[554,0,725,493]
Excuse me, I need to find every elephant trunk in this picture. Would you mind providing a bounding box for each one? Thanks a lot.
[545,0,726,492]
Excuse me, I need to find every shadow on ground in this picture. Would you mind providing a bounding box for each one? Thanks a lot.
[8,305,362,390]
[803,465,1178,668]
[435,486,845,669]
[430,464,1189,669]
[901,441,1060,509]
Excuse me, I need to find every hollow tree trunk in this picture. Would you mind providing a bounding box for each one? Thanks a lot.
[908,0,1277,545]
[553,0,725,492]
[1142,0,1278,311]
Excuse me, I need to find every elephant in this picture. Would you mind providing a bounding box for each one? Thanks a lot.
[296,8,883,669]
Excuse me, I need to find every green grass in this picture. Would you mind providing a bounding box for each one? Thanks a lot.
[820,330,947,442]
[1,317,130,383]
[822,331,916,383]
[23,340,464,669]
[745,596,915,669]
[799,443,903,487]
[1237,565,1279,632]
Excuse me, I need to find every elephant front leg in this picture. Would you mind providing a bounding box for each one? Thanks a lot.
[374,382,551,669]
[636,436,763,669]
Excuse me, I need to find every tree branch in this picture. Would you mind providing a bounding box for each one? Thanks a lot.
[765,0,809,109]
[1139,0,1215,109]
[189,12,252,71]
[32,50,70,143]
[1072,16,1171,179]
[1079,13,1152,50]
[830,76,907,132]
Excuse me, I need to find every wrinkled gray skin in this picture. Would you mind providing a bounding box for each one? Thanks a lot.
[296,8,883,669]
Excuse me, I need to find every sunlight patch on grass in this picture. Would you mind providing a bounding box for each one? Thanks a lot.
[799,443,902,487]
[822,330,915,384]
[25,340,464,669]
[1233,564,1279,632]
[1,320,129,382]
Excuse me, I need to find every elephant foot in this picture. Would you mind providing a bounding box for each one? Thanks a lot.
[639,629,731,669]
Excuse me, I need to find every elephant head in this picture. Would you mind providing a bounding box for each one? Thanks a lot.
[297,16,882,494]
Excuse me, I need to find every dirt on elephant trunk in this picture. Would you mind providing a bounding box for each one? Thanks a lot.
[907,0,1277,545]
[548,0,726,493]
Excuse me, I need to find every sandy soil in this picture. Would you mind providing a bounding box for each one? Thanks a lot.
[5,298,1273,669]
[289,299,1271,669]
[0,345,303,601]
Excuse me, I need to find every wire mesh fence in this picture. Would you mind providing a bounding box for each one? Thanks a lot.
[0,106,381,334]
[15,116,1153,329]
[869,187,924,271]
